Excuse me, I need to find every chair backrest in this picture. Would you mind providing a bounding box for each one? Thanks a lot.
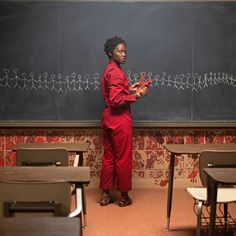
[0,181,71,217]
[12,148,70,217]
[16,148,68,166]
[199,150,236,187]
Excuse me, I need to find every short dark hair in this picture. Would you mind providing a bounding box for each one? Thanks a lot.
[104,36,127,58]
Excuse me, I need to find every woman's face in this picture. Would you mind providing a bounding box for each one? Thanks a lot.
[111,43,127,65]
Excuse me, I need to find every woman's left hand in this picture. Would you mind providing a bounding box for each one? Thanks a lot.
[129,82,140,92]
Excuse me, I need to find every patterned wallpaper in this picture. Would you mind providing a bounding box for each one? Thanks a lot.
[0,128,236,188]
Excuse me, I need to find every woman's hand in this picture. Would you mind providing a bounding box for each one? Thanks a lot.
[135,86,148,99]
[129,82,140,92]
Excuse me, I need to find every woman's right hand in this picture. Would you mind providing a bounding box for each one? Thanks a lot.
[140,87,148,97]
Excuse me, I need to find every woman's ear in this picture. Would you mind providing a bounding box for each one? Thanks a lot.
[108,52,113,58]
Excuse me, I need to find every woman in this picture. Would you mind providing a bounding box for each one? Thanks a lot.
[100,36,148,207]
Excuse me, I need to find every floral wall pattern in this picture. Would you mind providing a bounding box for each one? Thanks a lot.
[0,128,235,188]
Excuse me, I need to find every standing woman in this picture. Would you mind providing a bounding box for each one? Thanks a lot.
[100,36,148,207]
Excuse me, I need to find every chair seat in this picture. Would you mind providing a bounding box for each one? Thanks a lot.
[186,187,236,203]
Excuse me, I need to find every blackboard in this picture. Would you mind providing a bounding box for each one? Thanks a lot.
[0,1,236,127]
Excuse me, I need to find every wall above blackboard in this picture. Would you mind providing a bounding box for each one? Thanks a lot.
[0,1,236,127]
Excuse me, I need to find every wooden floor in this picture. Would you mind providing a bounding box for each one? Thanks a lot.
[82,188,236,236]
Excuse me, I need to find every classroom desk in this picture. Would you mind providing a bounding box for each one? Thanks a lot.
[204,168,236,236]
[164,144,236,231]
[0,217,81,236]
[0,166,90,184]
[12,142,90,166]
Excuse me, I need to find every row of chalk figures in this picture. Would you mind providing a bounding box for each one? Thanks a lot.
[0,68,236,93]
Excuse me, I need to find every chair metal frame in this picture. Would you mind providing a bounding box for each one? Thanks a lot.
[186,150,236,236]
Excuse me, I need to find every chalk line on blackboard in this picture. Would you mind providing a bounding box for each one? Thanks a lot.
[0,68,235,93]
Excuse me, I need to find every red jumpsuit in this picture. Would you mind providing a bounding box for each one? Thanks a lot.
[100,59,137,192]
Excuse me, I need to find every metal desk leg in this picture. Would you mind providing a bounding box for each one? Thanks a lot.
[78,152,84,167]
[76,152,88,229]
[208,178,217,236]
[82,185,87,228]
[166,152,175,231]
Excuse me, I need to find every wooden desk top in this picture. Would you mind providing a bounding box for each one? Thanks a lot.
[0,167,90,184]
[164,144,236,154]
[204,168,236,185]
[12,142,90,152]
[0,217,80,236]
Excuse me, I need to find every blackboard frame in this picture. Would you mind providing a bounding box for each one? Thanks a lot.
[0,120,236,128]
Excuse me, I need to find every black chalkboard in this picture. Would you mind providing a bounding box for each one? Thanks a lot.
[0,1,236,126]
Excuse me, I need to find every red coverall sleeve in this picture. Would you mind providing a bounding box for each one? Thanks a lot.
[108,70,136,108]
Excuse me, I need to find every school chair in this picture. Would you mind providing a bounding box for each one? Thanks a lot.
[15,148,86,228]
[0,181,83,236]
[16,148,68,166]
[0,181,71,217]
[186,150,236,236]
